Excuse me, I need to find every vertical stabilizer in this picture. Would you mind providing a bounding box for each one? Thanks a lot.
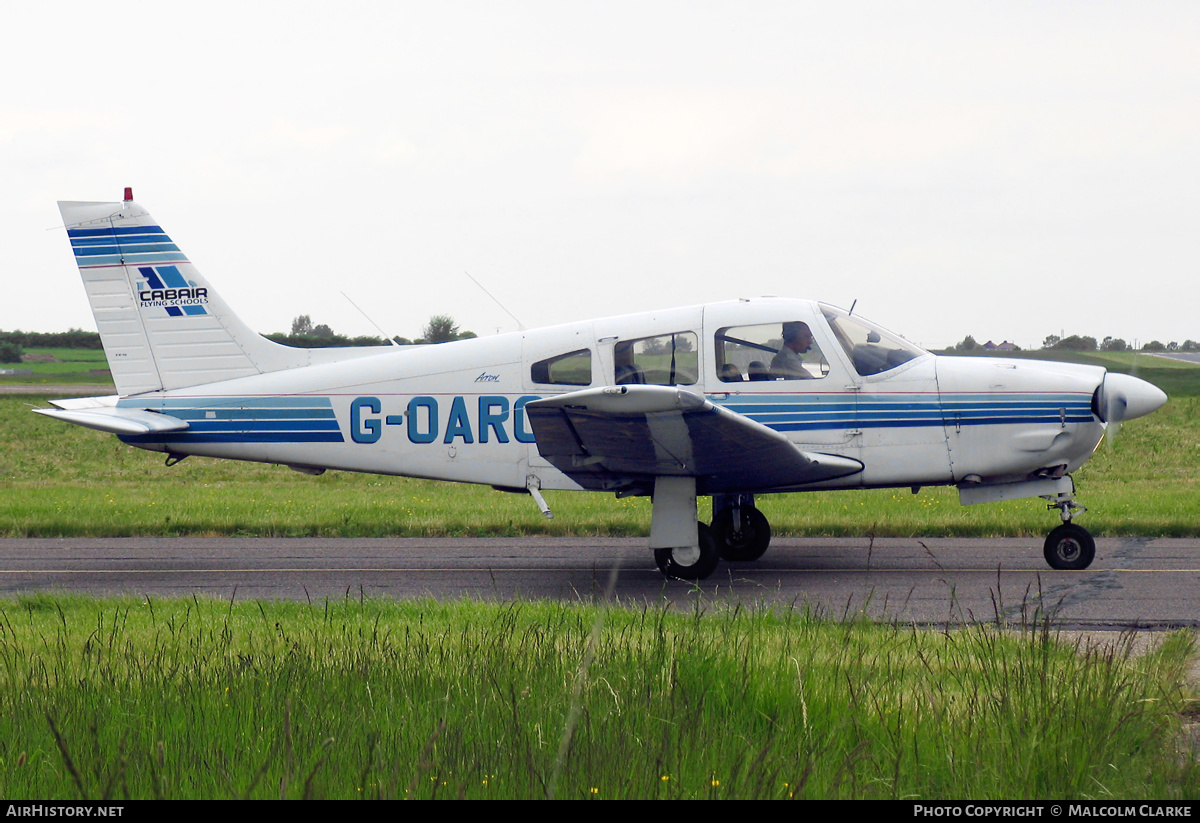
[59,193,313,396]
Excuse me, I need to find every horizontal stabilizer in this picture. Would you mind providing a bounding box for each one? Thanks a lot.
[525,384,862,493]
[34,405,189,436]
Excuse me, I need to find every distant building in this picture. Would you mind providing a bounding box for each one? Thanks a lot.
[983,340,1018,351]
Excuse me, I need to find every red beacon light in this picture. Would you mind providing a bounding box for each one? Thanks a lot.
[123,187,133,202]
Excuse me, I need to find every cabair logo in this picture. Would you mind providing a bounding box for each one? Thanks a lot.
[136,265,210,317]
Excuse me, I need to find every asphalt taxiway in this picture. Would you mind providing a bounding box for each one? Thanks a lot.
[1,536,1198,628]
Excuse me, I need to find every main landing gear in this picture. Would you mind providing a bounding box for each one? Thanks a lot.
[654,523,720,580]
[1043,486,1095,570]
[650,483,778,580]
[650,490,776,581]
[711,493,772,562]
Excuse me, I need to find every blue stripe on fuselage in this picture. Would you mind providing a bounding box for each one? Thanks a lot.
[119,432,344,445]
[713,392,1093,433]
[114,396,346,445]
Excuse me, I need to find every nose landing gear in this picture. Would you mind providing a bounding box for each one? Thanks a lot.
[1043,487,1095,570]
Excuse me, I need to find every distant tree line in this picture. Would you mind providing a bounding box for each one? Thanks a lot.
[0,329,102,349]
[1,314,478,361]
[416,315,477,346]
[265,314,477,348]
[1040,334,1199,352]
[950,333,1200,353]
[951,335,1020,352]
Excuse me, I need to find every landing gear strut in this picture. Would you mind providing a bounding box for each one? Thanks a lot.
[1043,482,1095,570]
[711,493,771,561]
[649,477,720,580]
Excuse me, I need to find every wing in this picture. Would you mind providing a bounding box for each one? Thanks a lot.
[525,384,863,494]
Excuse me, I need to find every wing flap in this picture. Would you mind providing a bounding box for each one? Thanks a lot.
[526,385,862,492]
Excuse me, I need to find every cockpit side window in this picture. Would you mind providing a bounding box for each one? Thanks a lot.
[715,323,829,382]
[614,332,698,385]
[531,349,592,385]
[821,306,925,377]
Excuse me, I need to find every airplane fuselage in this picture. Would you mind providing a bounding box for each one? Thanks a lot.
[113,297,1108,497]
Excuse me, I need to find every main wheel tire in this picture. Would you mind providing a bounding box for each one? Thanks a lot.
[1043,523,1096,570]
[713,506,772,562]
[654,522,720,580]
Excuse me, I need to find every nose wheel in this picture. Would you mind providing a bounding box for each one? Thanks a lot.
[1044,523,1096,570]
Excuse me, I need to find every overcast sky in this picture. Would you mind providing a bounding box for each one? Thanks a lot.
[4,1,1198,349]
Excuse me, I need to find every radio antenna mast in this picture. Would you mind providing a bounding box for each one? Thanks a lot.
[466,271,525,331]
[341,292,400,346]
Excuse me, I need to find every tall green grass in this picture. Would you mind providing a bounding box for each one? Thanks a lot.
[0,596,1194,800]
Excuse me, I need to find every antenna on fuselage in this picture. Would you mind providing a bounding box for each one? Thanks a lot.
[341,291,401,346]
[465,271,525,331]
[848,299,858,316]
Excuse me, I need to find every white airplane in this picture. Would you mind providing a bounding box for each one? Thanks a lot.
[38,190,1168,579]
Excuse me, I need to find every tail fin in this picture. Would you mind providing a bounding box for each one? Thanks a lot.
[59,191,321,396]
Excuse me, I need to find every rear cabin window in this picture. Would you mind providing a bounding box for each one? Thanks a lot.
[614,332,698,386]
[715,322,829,382]
[531,349,592,385]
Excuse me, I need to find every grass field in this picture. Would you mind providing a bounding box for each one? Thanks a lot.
[0,596,1195,800]
[1,349,1197,538]
[0,348,111,385]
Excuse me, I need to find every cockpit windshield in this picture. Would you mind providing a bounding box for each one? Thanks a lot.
[820,304,927,377]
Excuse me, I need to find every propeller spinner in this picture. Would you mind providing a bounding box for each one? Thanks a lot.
[1093,372,1167,424]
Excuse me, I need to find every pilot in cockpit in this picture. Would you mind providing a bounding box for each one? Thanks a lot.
[614,341,646,384]
[770,321,815,379]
